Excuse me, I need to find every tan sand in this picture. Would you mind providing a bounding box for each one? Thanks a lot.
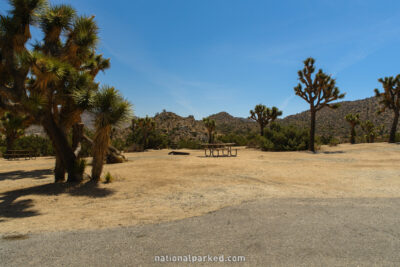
[1,143,400,234]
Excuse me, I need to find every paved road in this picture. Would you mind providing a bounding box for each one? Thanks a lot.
[1,198,400,266]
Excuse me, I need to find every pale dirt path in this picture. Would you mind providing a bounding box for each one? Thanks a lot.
[1,143,400,234]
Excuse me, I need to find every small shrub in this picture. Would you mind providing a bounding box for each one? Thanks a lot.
[111,137,126,151]
[217,133,248,146]
[177,139,202,149]
[328,138,339,146]
[261,123,309,151]
[245,133,266,148]
[9,135,54,156]
[104,172,113,184]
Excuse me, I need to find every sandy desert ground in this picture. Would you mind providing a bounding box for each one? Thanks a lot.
[1,143,400,235]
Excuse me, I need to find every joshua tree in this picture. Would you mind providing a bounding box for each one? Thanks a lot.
[294,58,345,152]
[249,105,282,136]
[345,113,360,144]
[361,120,376,143]
[374,75,400,143]
[203,117,216,143]
[0,112,31,151]
[132,116,156,149]
[91,86,131,182]
[0,1,111,182]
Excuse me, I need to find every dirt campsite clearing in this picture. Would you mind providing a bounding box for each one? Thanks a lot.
[1,143,400,235]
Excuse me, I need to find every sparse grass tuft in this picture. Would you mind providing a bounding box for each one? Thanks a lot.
[104,172,114,184]
[329,138,339,147]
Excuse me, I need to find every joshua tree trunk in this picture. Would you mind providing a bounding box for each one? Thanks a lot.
[42,116,81,183]
[208,130,213,143]
[81,134,125,163]
[350,125,356,144]
[72,123,84,156]
[54,155,66,182]
[260,125,264,136]
[92,126,111,182]
[309,108,316,152]
[54,125,69,183]
[389,110,399,143]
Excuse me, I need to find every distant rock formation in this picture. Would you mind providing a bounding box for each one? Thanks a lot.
[24,96,399,139]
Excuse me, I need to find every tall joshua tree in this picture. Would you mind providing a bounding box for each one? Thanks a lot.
[203,117,216,143]
[0,112,31,151]
[294,58,345,152]
[132,116,156,149]
[374,75,400,143]
[345,113,360,144]
[249,104,282,136]
[0,1,111,182]
[91,86,131,182]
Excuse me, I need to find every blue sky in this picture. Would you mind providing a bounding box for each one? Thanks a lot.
[2,0,400,119]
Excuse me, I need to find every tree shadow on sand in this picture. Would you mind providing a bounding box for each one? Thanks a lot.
[0,169,53,181]
[0,181,114,219]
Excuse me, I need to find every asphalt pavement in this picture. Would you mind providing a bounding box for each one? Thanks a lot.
[1,197,400,266]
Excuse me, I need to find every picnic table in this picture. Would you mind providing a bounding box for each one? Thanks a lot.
[202,143,238,157]
[3,150,37,160]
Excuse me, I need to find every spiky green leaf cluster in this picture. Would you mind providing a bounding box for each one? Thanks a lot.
[92,86,132,129]
[374,75,400,114]
[249,104,282,128]
[345,113,360,126]
[294,57,345,111]
[203,117,216,132]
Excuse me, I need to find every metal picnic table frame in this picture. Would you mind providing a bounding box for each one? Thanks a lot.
[202,143,238,157]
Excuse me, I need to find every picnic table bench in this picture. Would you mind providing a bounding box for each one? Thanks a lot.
[202,143,238,157]
[3,150,37,160]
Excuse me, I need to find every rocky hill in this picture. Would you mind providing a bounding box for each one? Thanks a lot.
[24,96,398,140]
[279,97,396,137]
[152,111,257,143]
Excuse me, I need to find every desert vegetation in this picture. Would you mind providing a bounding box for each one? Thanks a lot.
[91,87,131,182]
[202,117,216,143]
[0,0,400,187]
[1,2,400,266]
[361,120,377,143]
[345,113,360,144]
[0,0,132,182]
[0,112,31,151]
[294,58,345,152]
[249,104,282,136]
[375,75,400,143]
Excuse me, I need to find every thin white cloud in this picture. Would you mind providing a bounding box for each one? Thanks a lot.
[279,95,294,113]
[330,15,400,75]
[101,42,241,118]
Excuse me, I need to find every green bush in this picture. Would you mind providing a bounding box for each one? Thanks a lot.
[9,135,54,156]
[111,137,126,151]
[328,138,339,146]
[177,139,202,149]
[104,172,114,184]
[261,123,309,151]
[217,133,248,146]
[147,132,169,149]
[246,133,267,148]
